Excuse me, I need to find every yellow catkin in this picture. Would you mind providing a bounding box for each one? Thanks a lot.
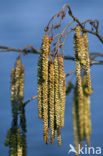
[11,59,24,125]
[73,34,84,141]
[49,62,55,144]
[57,127,61,146]
[54,56,61,128]
[17,129,22,156]
[83,74,91,146]
[42,34,49,143]
[75,26,82,61]
[11,68,16,102]
[82,32,93,95]
[72,88,79,156]
[15,59,24,102]
[19,64,24,99]
[38,85,43,119]
[15,59,22,96]
[38,51,43,119]
[62,71,66,126]
[58,55,66,128]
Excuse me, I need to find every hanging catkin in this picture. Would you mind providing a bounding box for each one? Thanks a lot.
[54,55,61,128]
[72,84,79,156]
[82,32,93,95]
[11,58,25,126]
[83,73,91,146]
[58,55,66,128]
[42,34,49,143]
[54,55,62,146]
[48,61,55,144]
[73,32,84,141]
[37,35,66,146]
[38,49,43,119]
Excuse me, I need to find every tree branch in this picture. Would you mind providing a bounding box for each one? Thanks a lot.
[0,45,103,65]
[24,95,38,106]
[0,45,40,54]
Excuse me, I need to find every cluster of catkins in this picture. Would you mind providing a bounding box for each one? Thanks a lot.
[5,128,26,156]
[11,58,26,132]
[73,25,93,154]
[38,34,66,146]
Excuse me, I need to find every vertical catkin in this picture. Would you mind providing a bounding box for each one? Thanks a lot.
[72,85,79,156]
[17,129,22,156]
[74,29,84,141]
[57,127,61,146]
[82,32,93,94]
[42,34,49,143]
[58,55,66,128]
[48,62,55,144]
[83,74,91,146]
[11,68,16,100]
[16,59,26,132]
[19,64,24,100]
[54,56,60,128]
[38,51,43,119]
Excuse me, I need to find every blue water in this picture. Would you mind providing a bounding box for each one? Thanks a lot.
[0,0,103,156]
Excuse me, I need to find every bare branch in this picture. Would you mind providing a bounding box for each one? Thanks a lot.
[24,95,38,106]
[0,45,40,54]
[66,70,76,77]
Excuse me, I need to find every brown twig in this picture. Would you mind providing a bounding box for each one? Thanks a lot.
[66,70,76,77]
[0,45,40,54]
[24,95,38,106]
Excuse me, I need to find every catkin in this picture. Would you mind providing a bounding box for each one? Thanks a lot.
[57,127,61,146]
[37,35,66,146]
[48,62,55,144]
[73,34,84,141]
[82,32,93,95]
[54,56,61,128]
[38,51,43,119]
[58,55,66,127]
[83,74,91,146]
[72,86,79,155]
[11,59,25,126]
[42,34,49,143]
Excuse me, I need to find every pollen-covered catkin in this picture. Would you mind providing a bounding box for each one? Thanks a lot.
[38,51,43,119]
[54,56,60,128]
[19,64,24,100]
[57,127,61,146]
[72,87,79,155]
[48,61,55,144]
[42,34,49,143]
[75,26,82,61]
[83,74,91,146]
[58,55,66,128]
[82,32,93,95]
[73,34,84,141]
[11,68,16,102]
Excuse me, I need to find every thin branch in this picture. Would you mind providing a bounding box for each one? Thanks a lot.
[0,45,40,54]
[66,70,76,77]
[24,95,38,106]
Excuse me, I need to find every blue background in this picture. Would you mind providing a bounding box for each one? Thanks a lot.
[0,0,103,156]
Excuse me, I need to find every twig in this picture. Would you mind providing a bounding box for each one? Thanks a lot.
[0,45,40,54]
[24,95,38,106]
[66,70,76,77]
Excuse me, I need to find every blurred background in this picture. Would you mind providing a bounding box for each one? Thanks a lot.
[0,0,103,155]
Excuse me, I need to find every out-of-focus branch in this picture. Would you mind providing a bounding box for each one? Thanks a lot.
[0,45,40,54]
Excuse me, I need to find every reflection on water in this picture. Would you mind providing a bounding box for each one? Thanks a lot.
[5,56,27,156]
